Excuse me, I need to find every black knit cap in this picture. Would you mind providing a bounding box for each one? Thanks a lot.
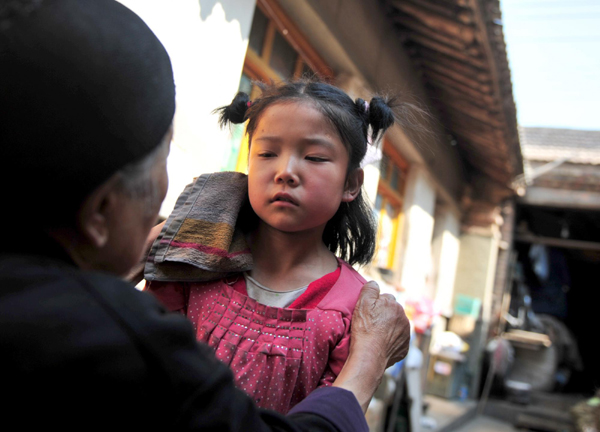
[0,0,175,223]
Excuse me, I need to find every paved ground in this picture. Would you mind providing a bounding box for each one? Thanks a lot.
[423,395,518,432]
[450,415,516,432]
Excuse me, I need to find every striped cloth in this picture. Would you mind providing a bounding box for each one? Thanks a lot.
[144,171,253,282]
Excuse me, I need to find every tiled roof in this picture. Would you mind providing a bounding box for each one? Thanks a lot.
[520,126,600,165]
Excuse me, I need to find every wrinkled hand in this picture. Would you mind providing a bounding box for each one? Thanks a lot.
[351,281,410,368]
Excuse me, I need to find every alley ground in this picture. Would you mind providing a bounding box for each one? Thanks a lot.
[451,415,515,432]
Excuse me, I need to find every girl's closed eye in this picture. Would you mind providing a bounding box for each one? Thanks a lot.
[305,156,329,162]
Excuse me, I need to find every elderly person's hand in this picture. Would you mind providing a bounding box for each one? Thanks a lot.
[333,281,410,411]
[352,280,410,367]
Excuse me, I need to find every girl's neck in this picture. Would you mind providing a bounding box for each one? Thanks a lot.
[249,222,338,292]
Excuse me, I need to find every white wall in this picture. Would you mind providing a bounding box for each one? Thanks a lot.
[397,166,437,296]
[117,0,256,216]
[430,208,461,316]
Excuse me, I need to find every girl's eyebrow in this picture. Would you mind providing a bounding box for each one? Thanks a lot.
[253,135,280,143]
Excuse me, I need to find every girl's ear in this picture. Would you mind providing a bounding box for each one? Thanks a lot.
[342,168,364,202]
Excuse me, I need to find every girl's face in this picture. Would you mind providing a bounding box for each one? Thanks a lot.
[248,101,362,235]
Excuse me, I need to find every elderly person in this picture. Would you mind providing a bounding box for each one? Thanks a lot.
[0,0,410,430]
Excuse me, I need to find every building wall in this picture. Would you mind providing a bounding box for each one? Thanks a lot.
[397,166,437,295]
[430,207,462,317]
[117,0,257,217]
[452,226,501,394]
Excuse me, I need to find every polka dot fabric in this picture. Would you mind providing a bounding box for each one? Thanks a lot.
[148,260,366,414]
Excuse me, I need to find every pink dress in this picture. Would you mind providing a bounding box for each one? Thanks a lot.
[147,258,365,413]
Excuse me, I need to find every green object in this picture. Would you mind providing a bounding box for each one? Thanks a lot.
[454,294,481,318]
[587,397,600,407]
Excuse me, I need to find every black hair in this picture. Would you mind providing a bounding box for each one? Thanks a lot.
[214,78,406,266]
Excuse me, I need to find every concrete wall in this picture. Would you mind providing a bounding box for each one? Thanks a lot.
[397,166,437,295]
[453,228,500,326]
[452,227,501,394]
[430,208,462,317]
[117,0,256,217]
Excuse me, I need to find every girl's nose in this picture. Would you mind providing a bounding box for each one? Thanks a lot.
[275,157,299,185]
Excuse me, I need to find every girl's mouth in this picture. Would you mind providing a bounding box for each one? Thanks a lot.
[272,193,298,205]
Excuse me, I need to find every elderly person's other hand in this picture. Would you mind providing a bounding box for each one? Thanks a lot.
[333,281,410,412]
[352,281,410,367]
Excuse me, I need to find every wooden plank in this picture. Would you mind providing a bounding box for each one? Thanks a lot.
[425,67,491,95]
[417,45,488,70]
[244,49,282,83]
[515,233,600,252]
[407,32,485,65]
[421,58,492,91]
[442,109,501,135]
[518,186,600,210]
[436,96,502,128]
[436,0,469,7]
[395,16,467,50]
[420,51,491,83]
[397,0,473,24]
[427,81,496,107]
[502,330,552,347]
[391,0,476,44]
[257,0,333,79]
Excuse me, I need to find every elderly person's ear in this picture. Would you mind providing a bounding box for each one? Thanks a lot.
[76,174,122,249]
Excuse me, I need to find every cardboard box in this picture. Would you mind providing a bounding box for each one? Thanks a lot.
[426,352,465,399]
[448,315,477,339]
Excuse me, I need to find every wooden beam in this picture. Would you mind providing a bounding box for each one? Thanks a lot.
[436,95,502,128]
[432,84,498,109]
[257,0,333,79]
[419,49,490,82]
[400,0,473,24]
[428,82,497,107]
[407,32,485,66]
[391,0,476,44]
[438,0,469,7]
[424,69,492,99]
[515,233,600,252]
[421,58,492,91]
[244,49,281,83]
[518,186,600,210]
[455,145,509,175]
[441,106,504,135]
[466,0,512,147]
[452,128,501,150]
[395,16,467,51]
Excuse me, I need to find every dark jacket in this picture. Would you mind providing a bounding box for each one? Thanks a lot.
[0,243,366,431]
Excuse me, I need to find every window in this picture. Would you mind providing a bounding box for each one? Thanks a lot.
[374,141,409,270]
[222,0,332,172]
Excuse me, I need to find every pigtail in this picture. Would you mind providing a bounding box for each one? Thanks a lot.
[213,92,251,128]
[367,96,395,143]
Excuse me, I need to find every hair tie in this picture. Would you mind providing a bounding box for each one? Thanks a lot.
[246,101,253,107]
[364,101,369,114]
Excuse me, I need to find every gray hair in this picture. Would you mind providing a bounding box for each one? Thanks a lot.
[114,135,170,216]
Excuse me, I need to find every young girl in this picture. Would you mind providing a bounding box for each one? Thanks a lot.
[144,79,398,413]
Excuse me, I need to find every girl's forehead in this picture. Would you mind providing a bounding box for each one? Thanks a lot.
[256,100,332,130]
[261,99,320,116]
